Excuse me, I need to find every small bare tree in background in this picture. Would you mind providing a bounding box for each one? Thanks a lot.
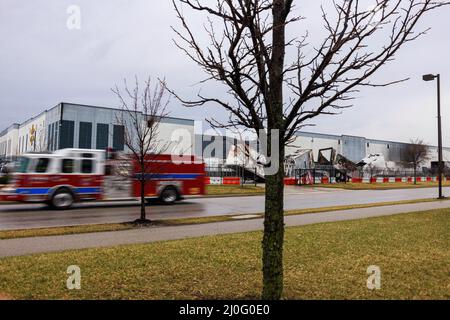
[112,77,170,224]
[402,139,430,184]
[366,162,378,180]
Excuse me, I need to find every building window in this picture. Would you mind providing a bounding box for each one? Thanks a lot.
[59,120,75,149]
[387,144,390,149]
[50,123,55,151]
[367,143,370,148]
[54,121,59,151]
[96,123,109,150]
[113,125,125,151]
[79,122,93,149]
[48,124,52,151]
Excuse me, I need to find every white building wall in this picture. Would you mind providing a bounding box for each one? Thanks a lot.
[9,129,19,157]
[158,120,195,156]
[287,134,342,161]
[1,103,196,160]
[0,130,7,156]
[0,125,19,158]
[429,146,450,162]
[17,112,47,155]
[367,141,389,156]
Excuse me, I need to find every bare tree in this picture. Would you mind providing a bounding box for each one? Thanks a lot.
[171,0,449,299]
[366,162,379,180]
[402,139,430,184]
[112,77,170,224]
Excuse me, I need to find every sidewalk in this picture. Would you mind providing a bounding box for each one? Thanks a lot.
[1,200,449,258]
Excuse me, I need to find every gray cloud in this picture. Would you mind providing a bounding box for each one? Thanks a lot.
[0,0,449,146]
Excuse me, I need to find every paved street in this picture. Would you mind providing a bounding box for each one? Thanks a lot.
[1,200,449,258]
[0,186,448,231]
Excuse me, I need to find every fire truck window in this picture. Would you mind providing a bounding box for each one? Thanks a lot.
[62,159,75,174]
[35,158,50,173]
[15,157,30,173]
[81,160,94,174]
[82,153,94,159]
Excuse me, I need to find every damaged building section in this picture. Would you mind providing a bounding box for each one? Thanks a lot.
[199,131,450,185]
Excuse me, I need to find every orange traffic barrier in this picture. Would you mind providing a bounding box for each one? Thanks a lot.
[284,178,297,185]
[223,177,241,185]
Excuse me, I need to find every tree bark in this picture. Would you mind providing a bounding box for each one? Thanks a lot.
[262,0,286,300]
[414,165,417,185]
[262,144,285,300]
[140,163,146,221]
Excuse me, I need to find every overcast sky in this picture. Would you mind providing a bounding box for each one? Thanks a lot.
[1,0,450,145]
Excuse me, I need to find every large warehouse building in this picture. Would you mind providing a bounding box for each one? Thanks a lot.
[198,131,450,171]
[287,131,450,165]
[0,102,196,160]
[3,102,449,173]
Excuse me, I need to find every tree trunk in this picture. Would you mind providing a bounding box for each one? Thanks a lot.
[414,165,417,185]
[262,0,286,300]
[140,163,146,221]
[262,145,285,300]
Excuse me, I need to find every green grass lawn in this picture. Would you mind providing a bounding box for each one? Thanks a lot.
[206,184,265,196]
[313,181,450,190]
[0,209,449,300]
[207,182,450,193]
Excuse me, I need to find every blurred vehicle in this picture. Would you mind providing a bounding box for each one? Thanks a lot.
[0,149,205,209]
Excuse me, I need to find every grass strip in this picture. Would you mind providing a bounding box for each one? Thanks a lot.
[0,209,448,300]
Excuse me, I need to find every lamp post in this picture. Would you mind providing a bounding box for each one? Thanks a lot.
[423,74,445,199]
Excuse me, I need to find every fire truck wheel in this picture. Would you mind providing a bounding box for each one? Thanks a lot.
[50,188,74,210]
[159,186,178,205]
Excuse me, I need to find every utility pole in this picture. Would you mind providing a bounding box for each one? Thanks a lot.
[423,74,445,199]
[437,74,444,199]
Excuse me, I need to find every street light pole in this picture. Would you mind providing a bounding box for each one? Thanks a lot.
[436,74,444,199]
[423,73,445,199]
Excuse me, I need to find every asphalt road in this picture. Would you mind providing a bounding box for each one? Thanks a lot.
[2,200,450,258]
[0,186,448,231]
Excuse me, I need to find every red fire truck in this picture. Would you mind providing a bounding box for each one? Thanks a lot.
[0,149,205,209]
